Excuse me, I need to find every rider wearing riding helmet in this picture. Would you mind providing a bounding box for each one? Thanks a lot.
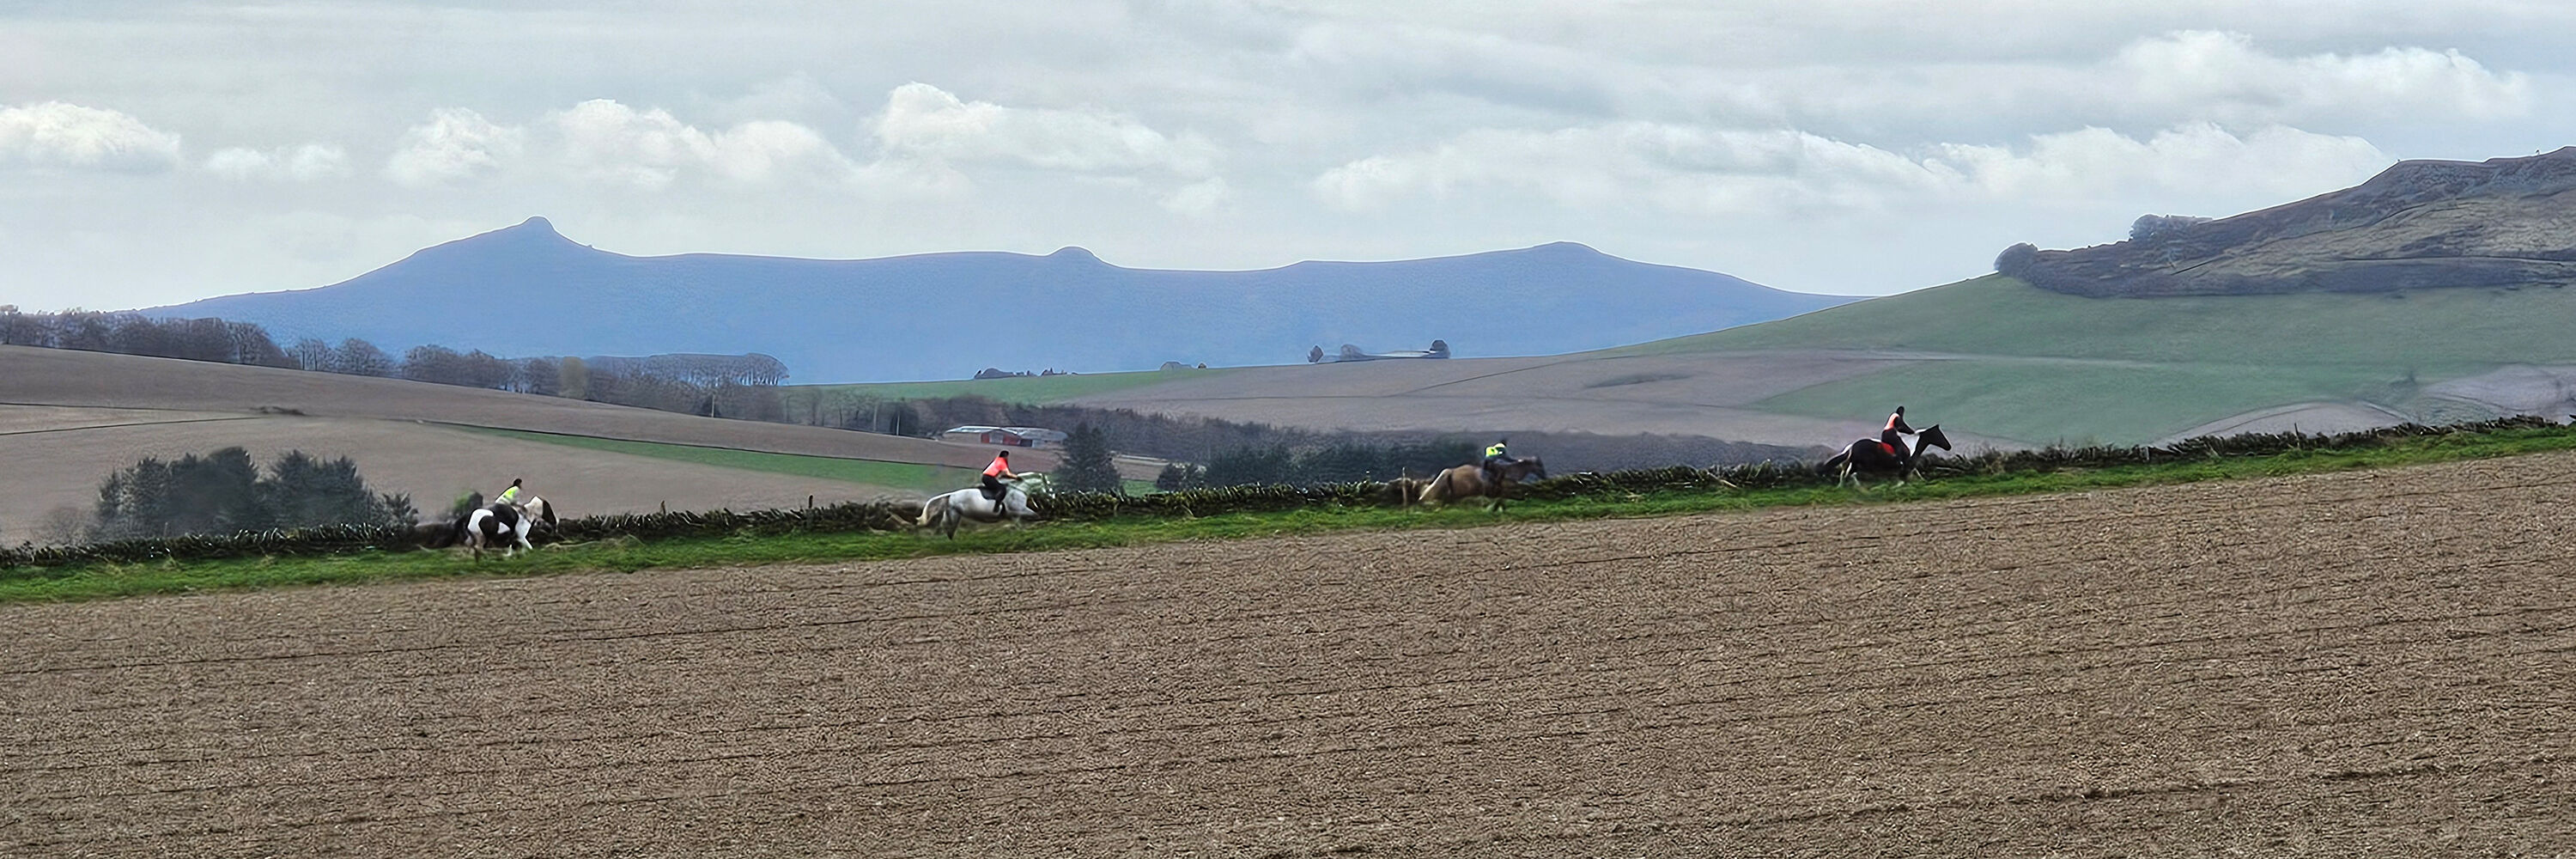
[1480,438,1515,486]
[1879,406,1916,457]
[981,450,1018,500]
[495,478,524,505]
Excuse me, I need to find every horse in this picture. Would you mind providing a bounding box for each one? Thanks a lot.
[452,496,558,559]
[1821,424,1953,488]
[1417,456,1548,511]
[917,478,1039,539]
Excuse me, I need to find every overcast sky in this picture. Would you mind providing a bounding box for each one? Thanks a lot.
[4,0,2571,311]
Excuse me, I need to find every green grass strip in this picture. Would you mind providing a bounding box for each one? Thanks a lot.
[457,425,975,493]
[9,423,2576,604]
[781,367,1228,407]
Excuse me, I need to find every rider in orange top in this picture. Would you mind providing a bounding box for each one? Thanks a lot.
[981,449,1019,501]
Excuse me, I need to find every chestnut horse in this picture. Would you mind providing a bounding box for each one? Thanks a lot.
[1417,457,1548,510]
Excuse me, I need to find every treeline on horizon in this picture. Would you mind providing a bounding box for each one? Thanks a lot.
[0,306,790,419]
[2,305,1820,480]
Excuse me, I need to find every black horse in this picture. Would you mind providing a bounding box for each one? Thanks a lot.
[1822,423,1953,487]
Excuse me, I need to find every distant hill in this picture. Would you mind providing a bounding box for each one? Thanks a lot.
[2009,147,2576,297]
[143,219,1856,383]
[1048,148,2576,449]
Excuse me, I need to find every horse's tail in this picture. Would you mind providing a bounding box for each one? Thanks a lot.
[1821,449,1850,472]
[448,512,474,547]
[1419,468,1457,505]
[917,494,948,528]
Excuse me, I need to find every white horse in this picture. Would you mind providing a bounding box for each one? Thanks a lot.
[455,496,557,559]
[917,478,1039,539]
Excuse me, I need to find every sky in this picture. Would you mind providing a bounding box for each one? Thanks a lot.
[3,0,2572,311]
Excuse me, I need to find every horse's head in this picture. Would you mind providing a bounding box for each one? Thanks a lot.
[521,497,558,528]
[1514,456,1547,481]
[1917,425,1953,454]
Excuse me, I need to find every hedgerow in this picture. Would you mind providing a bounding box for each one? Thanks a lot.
[4,415,2565,574]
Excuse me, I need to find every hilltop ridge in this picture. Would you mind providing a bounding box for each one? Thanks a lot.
[2012,146,2576,297]
[144,223,1855,383]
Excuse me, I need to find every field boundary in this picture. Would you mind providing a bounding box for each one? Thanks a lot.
[6,416,2574,601]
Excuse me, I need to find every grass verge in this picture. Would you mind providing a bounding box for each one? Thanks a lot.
[9,423,2575,604]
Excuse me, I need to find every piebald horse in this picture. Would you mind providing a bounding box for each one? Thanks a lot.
[1417,457,1548,511]
[454,496,558,558]
[1822,424,1953,488]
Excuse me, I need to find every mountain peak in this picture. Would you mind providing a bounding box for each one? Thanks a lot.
[513,216,558,235]
[1048,246,1101,263]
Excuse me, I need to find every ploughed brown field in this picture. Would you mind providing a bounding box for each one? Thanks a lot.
[4,454,2573,856]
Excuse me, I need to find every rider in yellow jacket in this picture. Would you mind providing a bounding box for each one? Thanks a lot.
[1479,439,1514,487]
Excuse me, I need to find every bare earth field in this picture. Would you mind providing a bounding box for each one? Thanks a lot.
[0,346,1069,542]
[0,345,1043,468]
[4,454,2573,856]
[1066,350,2017,451]
[0,411,918,539]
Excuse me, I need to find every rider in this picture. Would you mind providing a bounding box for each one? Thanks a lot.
[495,478,524,506]
[1480,438,1515,487]
[981,449,1018,501]
[1880,406,1916,459]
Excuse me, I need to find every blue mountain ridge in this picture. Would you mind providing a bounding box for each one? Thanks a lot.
[145,217,1860,383]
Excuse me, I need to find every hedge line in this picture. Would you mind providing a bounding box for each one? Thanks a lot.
[4,415,2564,573]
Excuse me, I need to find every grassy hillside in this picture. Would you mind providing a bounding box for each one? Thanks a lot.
[1625,275,2576,369]
[781,367,1230,411]
[1608,276,2576,444]
[461,427,975,495]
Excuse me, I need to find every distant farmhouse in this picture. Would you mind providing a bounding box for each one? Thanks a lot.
[940,425,1069,448]
[1309,339,1450,363]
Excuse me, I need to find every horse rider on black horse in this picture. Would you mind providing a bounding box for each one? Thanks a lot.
[981,449,1019,502]
[1480,438,1516,488]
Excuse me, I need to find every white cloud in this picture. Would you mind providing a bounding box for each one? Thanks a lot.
[204,143,351,181]
[2115,30,2532,124]
[1161,176,1230,216]
[0,101,183,173]
[1315,120,2386,216]
[384,107,524,187]
[1934,123,2389,203]
[871,82,1218,178]
[548,99,854,190]
[1314,124,1941,214]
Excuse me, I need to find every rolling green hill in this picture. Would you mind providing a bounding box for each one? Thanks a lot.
[1609,275,2576,444]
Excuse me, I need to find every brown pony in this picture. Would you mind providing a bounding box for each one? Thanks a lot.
[1417,457,1547,510]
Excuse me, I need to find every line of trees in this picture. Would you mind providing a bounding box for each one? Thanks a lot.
[70,448,416,542]
[829,395,1817,475]
[1,306,792,423]
[0,307,296,368]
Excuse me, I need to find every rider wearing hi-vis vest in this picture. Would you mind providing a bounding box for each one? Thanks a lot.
[1480,439,1514,485]
[981,450,1018,501]
[495,478,524,505]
